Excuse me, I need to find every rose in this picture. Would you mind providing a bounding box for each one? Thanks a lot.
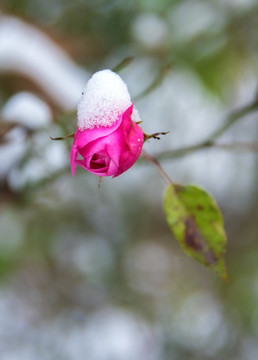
[71,104,144,177]
[70,70,144,177]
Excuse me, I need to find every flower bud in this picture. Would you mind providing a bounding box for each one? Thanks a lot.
[71,69,144,177]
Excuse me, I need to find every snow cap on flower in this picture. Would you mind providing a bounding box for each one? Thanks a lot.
[77,69,131,130]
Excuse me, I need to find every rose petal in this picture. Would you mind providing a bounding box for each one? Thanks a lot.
[74,112,123,147]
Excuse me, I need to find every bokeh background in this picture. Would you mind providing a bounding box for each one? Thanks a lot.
[0,1,258,359]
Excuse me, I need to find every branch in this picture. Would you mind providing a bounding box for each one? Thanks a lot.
[134,64,172,101]
[50,133,75,141]
[20,167,69,197]
[209,100,258,140]
[112,57,134,73]
[213,141,258,152]
[155,98,258,161]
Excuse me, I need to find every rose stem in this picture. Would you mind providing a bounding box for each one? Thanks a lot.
[141,150,173,186]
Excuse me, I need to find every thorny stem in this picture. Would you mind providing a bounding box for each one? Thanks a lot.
[11,97,257,197]
[141,150,173,186]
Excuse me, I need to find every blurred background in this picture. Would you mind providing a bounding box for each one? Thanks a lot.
[0,0,258,359]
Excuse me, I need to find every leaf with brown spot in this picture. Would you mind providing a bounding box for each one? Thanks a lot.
[163,184,227,280]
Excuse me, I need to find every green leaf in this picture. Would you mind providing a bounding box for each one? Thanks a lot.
[163,184,227,280]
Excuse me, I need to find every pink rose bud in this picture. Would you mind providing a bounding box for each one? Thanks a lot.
[71,69,144,177]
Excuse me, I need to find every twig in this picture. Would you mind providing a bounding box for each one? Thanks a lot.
[155,99,258,161]
[112,57,134,73]
[134,64,172,101]
[50,133,75,141]
[213,141,258,152]
[20,167,69,195]
[209,100,258,140]
[155,141,213,160]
